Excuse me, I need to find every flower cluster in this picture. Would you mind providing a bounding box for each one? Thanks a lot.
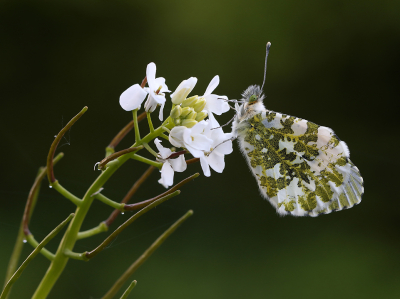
[120,62,233,187]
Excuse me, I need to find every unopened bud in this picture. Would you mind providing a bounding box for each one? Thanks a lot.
[181,95,199,108]
[195,111,208,122]
[180,107,193,118]
[170,105,182,118]
[174,118,181,125]
[181,119,198,128]
[186,111,197,120]
[193,98,206,112]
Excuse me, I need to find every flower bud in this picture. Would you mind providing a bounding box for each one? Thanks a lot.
[192,98,206,112]
[186,111,197,120]
[170,105,182,119]
[195,111,208,122]
[181,119,198,128]
[181,95,198,108]
[180,107,193,118]
[174,118,181,125]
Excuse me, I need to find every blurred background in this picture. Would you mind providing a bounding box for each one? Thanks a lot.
[1,0,399,298]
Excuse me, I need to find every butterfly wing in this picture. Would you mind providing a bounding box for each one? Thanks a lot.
[236,110,363,217]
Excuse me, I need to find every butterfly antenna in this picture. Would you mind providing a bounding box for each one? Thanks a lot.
[260,42,271,91]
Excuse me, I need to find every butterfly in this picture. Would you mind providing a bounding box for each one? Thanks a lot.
[231,43,364,217]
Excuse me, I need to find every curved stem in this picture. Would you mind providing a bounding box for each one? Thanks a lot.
[50,181,82,206]
[120,280,137,299]
[124,173,199,211]
[105,166,155,227]
[47,107,87,183]
[147,112,154,133]
[101,210,193,299]
[86,191,181,259]
[131,154,162,168]
[1,214,74,299]
[107,111,146,151]
[132,110,140,143]
[33,120,176,299]
[77,222,108,240]
[25,235,55,261]
[97,146,144,170]
[94,193,124,211]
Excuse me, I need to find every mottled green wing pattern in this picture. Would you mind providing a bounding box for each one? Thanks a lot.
[237,110,363,217]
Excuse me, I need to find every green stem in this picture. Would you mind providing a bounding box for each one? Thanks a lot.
[50,180,82,206]
[77,222,108,240]
[159,133,169,141]
[0,214,74,299]
[94,193,124,211]
[142,143,158,157]
[4,153,64,299]
[131,154,162,169]
[25,234,55,261]
[32,120,174,299]
[63,249,88,261]
[133,109,140,143]
[120,280,137,299]
[147,112,154,133]
[86,190,181,259]
[101,210,193,299]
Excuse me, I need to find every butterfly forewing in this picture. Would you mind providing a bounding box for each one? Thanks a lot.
[237,110,363,217]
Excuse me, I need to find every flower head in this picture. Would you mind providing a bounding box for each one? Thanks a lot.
[154,138,187,188]
[144,63,170,121]
[169,121,213,158]
[119,62,170,121]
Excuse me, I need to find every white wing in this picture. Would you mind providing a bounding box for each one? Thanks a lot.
[235,110,363,217]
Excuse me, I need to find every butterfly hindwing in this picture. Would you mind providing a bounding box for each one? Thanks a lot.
[236,110,363,217]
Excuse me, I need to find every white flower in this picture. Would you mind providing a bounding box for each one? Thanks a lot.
[169,121,213,158]
[170,77,198,104]
[199,119,233,177]
[144,62,170,121]
[119,84,148,111]
[154,138,187,188]
[200,75,230,118]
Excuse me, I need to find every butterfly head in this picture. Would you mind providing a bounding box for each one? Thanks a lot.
[243,85,264,106]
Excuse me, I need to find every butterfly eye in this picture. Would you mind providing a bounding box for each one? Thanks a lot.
[249,95,257,103]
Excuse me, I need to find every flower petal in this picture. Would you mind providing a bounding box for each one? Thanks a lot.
[119,84,148,111]
[191,134,213,151]
[204,75,219,96]
[204,94,230,115]
[169,126,186,147]
[154,138,172,159]
[207,151,225,173]
[146,62,157,87]
[159,162,174,188]
[200,156,211,177]
[171,77,198,104]
[169,155,187,172]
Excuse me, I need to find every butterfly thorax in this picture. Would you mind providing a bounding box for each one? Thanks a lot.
[232,85,267,138]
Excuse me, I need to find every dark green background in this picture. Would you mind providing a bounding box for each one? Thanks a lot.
[1,0,399,298]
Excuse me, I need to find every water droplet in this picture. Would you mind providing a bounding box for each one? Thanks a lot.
[23,239,27,243]
[49,185,52,188]
[121,212,124,215]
